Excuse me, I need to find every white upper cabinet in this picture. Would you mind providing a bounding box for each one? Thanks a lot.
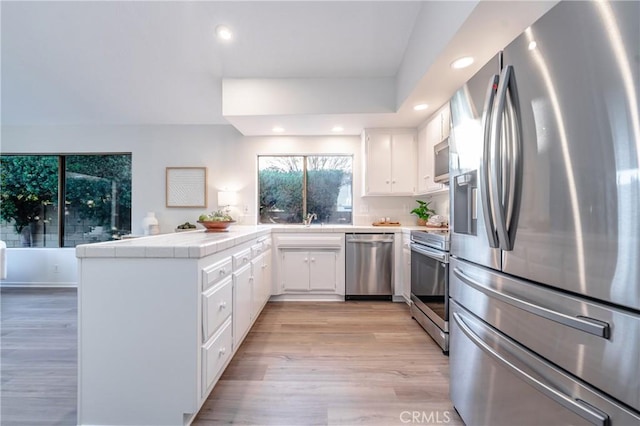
[417,103,450,195]
[363,129,417,196]
[440,103,451,139]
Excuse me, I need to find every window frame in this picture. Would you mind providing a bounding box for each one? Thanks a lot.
[0,153,132,248]
[257,154,353,225]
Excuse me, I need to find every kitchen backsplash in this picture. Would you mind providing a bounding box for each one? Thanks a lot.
[226,190,449,227]
[353,191,449,226]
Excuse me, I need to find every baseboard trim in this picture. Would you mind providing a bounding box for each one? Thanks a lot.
[0,281,77,288]
[269,294,344,302]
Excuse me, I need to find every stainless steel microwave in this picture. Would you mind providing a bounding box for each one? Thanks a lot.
[434,137,449,183]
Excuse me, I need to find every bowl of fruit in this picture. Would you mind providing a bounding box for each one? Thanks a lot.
[197,210,236,232]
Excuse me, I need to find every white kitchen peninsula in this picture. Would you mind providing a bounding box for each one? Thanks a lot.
[76,224,415,425]
[76,226,272,426]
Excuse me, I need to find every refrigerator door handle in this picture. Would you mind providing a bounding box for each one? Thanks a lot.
[453,267,610,338]
[490,65,523,251]
[452,311,610,426]
[480,74,500,248]
[504,65,524,251]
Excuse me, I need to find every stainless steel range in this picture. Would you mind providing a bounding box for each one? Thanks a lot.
[409,229,450,353]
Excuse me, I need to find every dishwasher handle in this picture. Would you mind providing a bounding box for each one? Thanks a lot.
[346,235,394,244]
[347,239,394,244]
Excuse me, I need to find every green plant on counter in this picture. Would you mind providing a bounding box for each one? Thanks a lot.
[410,200,436,220]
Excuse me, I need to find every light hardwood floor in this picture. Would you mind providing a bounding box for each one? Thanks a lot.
[194,301,462,425]
[1,288,77,426]
[1,289,462,426]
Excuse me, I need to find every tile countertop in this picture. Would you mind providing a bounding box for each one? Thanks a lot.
[75,224,429,259]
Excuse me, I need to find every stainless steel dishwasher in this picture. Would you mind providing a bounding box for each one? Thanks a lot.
[345,233,394,300]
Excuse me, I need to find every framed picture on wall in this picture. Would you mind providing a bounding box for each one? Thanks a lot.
[165,167,207,208]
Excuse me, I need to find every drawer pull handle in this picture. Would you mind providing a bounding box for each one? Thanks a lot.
[219,269,226,275]
[453,311,609,426]
[219,347,226,356]
[453,267,610,338]
[219,301,227,309]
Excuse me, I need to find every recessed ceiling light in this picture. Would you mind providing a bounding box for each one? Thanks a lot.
[332,126,344,132]
[451,56,474,69]
[528,41,537,50]
[215,25,233,41]
[272,126,285,133]
[413,103,429,111]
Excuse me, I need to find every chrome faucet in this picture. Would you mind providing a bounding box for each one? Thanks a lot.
[303,213,317,227]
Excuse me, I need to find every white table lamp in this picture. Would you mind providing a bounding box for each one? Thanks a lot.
[217,191,237,214]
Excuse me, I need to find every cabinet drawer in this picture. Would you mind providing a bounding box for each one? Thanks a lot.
[260,237,272,252]
[202,257,232,292]
[232,248,252,269]
[450,257,640,410]
[201,318,232,396]
[251,242,264,258]
[202,276,233,342]
[450,300,640,426]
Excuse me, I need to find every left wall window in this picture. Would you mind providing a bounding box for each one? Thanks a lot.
[0,154,132,248]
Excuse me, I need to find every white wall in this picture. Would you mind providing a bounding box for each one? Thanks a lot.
[395,1,478,107]
[2,248,77,287]
[1,124,434,286]
[1,124,241,234]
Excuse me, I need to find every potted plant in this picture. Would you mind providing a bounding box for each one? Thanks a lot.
[410,200,436,226]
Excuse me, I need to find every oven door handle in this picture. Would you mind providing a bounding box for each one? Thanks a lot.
[410,243,448,263]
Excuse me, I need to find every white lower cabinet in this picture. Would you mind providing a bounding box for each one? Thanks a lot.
[274,233,344,297]
[402,243,411,303]
[77,231,276,425]
[201,317,232,395]
[251,255,263,317]
[252,250,272,318]
[309,251,337,291]
[281,251,311,291]
[202,276,232,342]
[281,250,338,292]
[233,263,253,348]
[262,249,272,302]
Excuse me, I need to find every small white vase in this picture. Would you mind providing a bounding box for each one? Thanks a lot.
[142,212,159,235]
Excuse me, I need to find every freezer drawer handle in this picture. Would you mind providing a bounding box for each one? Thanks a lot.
[348,240,394,244]
[453,267,610,339]
[453,311,610,426]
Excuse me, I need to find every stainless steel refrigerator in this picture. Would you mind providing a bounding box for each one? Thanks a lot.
[448,1,640,424]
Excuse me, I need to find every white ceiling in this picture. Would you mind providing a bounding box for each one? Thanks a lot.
[1,1,557,135]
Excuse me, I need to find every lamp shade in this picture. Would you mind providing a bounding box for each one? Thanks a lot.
[217,191,237,206]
